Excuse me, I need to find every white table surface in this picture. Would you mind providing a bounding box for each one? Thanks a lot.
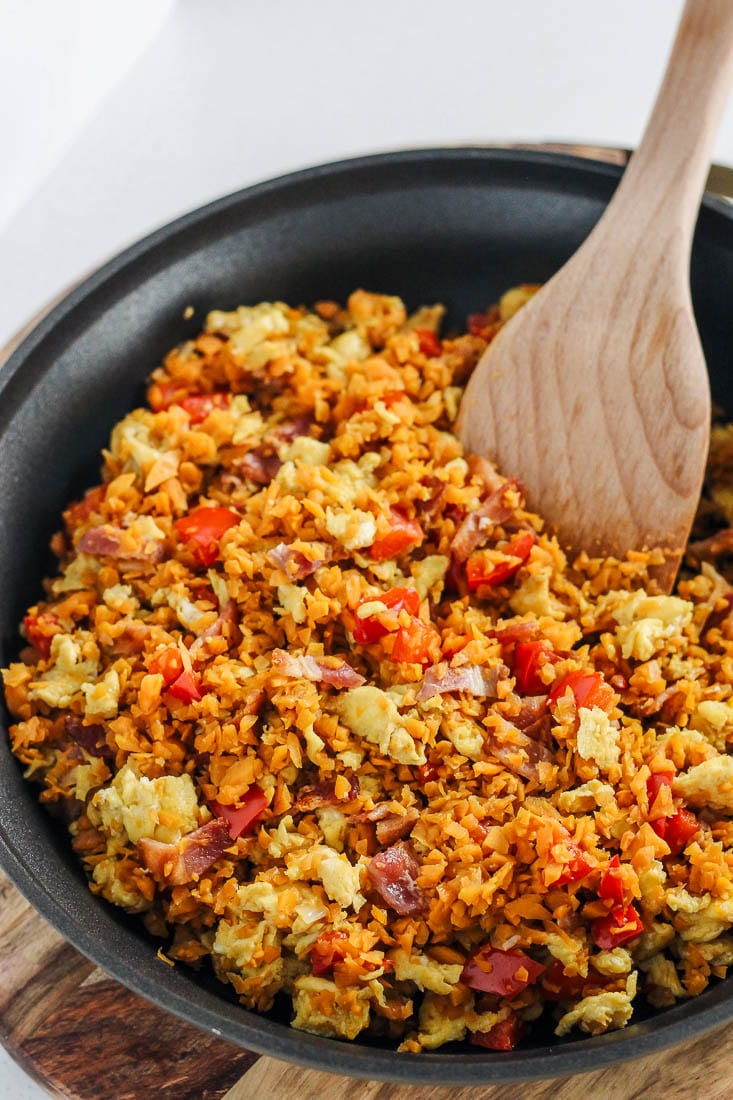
[2,0,733,1096]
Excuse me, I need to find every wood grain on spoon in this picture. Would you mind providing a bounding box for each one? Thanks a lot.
[457,0,733,592]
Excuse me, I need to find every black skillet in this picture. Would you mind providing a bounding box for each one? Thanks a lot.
[2,148,733,1085]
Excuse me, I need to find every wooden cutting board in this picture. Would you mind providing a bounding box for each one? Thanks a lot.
[3,145,733,1100]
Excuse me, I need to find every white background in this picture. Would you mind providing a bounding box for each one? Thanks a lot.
[1,0,733,1096]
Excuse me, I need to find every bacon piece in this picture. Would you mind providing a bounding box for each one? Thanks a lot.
[416,661,507,702]
[271,649,365,688]
[687,529,733,569]
[468,455,505,495]
[266,541,332,580]
[490,620,540,645]
[292,775,359,813]
[237,449,282,484]
[367,843,427,916]
[64,716,113,761]
[190,600,239,656]
[703,592,733,634]
[513,695,552,743]
[450,480,522,562]
[111,621,150,656]
[375,810,419,846]
[486,716,554,781]
[79,525,165,564]
[138,819,231,885]
[269,415,313,445]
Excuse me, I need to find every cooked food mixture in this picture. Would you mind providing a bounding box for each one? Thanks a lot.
[7,287,733,1053]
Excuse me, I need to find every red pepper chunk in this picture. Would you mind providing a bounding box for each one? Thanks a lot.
[369,512,423,562]
[466,531,535,590]
[23,612,60,659]
[513,640,558,695]
[549,669,614,711]
[174,506,240,566]
[148,646,185,686]
[180,392,231,423]
[470,1014,525,1051]
[352,587,421,644]
[414,327,442,357]
[461,946,544,997]
[646,768,675,811]
[310,930,349,977]
[166,669,202,704]
[592,904,644,949]
[390,616,439,666]
[541,960,588,1002]
[551,842,595,887]
[599,856,626,907]
[652,808,700,855]
[209,786,267,840]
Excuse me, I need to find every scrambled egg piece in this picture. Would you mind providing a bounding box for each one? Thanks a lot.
[411,554,449,600]
[557,779,616,813]
[291,975,371,1039]
[334,686,426,765]
[509,568,566,620]
[205,301,290,356]
[576,707,620,772]
[689,700,733,751]
[665,887,733,942]
[599,590,693,661]
[673,755,733,813]
[390,948,463,994]
[82,666,121,720]
[92,856,150,913]
[440,713,485,761]
[285,845,365,911]
[544,932,588,976]
[279,436,331,467]
[276,583,307,625]
[28,633,99,708]
[90,764,200,844]
[414,992,474,1050]
[102,585,139,614]
[634,921,675,961]
[555,972,637,1036]
[324,507,377,551]
[591,948,632,977]
[639,955,686,1005]
[51,552,101,595]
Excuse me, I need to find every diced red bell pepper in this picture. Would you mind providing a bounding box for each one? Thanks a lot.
[414,328,442,357]
[416,761,439,784]
[209,786,268,839]
[148,646,185,686]
[23,612,60,659]
[180,392,232,423]
[148,379,184,411]
[166,669,202,704]
[549,669,614,711]
[513,640,558,695]
[174,506,240,566]
[469,1013,525,1051]
[592,904,644,949]
[466,531,535,590]
[652,808,699,855]
[352,587,421,644]
[551,841,595,887]
[646,768,675,808]
[391,616,438,666]
[310,930,349,976]
[461,946,544,997]
[65,484,106,526]
[541,960,588,1002]
[369,511,423,562]
[599,855,626,906]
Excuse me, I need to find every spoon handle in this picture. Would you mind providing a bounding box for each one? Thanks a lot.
[607,0,733,251]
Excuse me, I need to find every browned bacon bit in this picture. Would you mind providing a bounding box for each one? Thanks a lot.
[468,454,505,495]
[78,525,165,564]
[271,649,365,688]
[64,716,113,761]
[367,843,427,916]
[190,600,239,656]
[513,695,549,731]
[138,819,232,885]
[237,449,282,485]
[486,716,553,781]
[292,776,359,813]
[450,480,522,562]
[687,529,733,569]
[703,592,733,634]
[489,620,540,646]
[266,541,332,580]
[110,620,150,656]
[416,662,507,702]
[269,415,314,445]
[375,809,419,846]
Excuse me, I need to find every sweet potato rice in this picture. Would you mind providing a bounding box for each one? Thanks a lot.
[7,287,733,1054]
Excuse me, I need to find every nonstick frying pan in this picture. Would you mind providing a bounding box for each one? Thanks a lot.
[2,148,733,1085]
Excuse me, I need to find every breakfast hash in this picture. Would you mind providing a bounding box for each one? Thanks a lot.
[5,286,733,1053]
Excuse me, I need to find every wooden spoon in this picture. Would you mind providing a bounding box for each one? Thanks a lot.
[457,0,733,591]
